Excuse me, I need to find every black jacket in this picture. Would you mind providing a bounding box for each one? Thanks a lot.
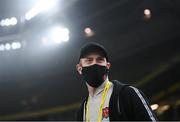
[76,80,157,121]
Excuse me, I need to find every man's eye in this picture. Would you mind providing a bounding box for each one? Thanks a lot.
[98,58,104,61]
[85,59,92,62]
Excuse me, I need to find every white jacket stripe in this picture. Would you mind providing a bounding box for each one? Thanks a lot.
[130,86,156,121]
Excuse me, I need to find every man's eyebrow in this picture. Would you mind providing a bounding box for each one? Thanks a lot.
[97,56,105,59]
[83,57,93,59]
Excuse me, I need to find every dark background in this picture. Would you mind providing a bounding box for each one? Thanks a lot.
[0,0,180,120]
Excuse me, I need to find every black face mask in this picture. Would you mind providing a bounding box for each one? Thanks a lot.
[82,64,108,88]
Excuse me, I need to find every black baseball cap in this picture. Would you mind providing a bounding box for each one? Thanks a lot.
[78,42,109,61]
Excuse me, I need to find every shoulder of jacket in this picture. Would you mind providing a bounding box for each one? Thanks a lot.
[110,80,142,98]
[111,80,130,90]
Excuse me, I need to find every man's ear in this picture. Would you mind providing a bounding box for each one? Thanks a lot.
[76,64,82,75]
[106,62,111,69]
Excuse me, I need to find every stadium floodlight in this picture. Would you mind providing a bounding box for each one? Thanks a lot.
[0,44,5,51]
[50,26,69,44]
[84,27,94,37]
[11,42,21,50]
[0,41,21,52]
[151,104,159,111]
[10,17,18,25]
[5,43,11,50]
[0,17,18,26]
[25,0,58,21]
[144,8,151,19]
[144,9,151,16]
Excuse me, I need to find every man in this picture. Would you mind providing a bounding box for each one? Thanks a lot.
[76,42,157,121]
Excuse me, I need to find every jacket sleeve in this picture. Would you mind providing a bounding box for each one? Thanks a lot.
[121,86,158,121]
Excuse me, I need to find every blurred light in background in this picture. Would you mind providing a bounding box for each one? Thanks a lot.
[144,8,151,19]
[84,27,92,34]
[41,37,49,45]
[11,42,21,50]
[151,104,159,110]
[0,44,5,51]
[41,26,69,46]
[84,27,94,37]
[25,0,58,21]
[144,9,151,16]
[5,43,11,50]
[50,26,69,44]
[0,42,21,52]
[160,105,170,111]
[157,104,170,115]
[0,17,18,26]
